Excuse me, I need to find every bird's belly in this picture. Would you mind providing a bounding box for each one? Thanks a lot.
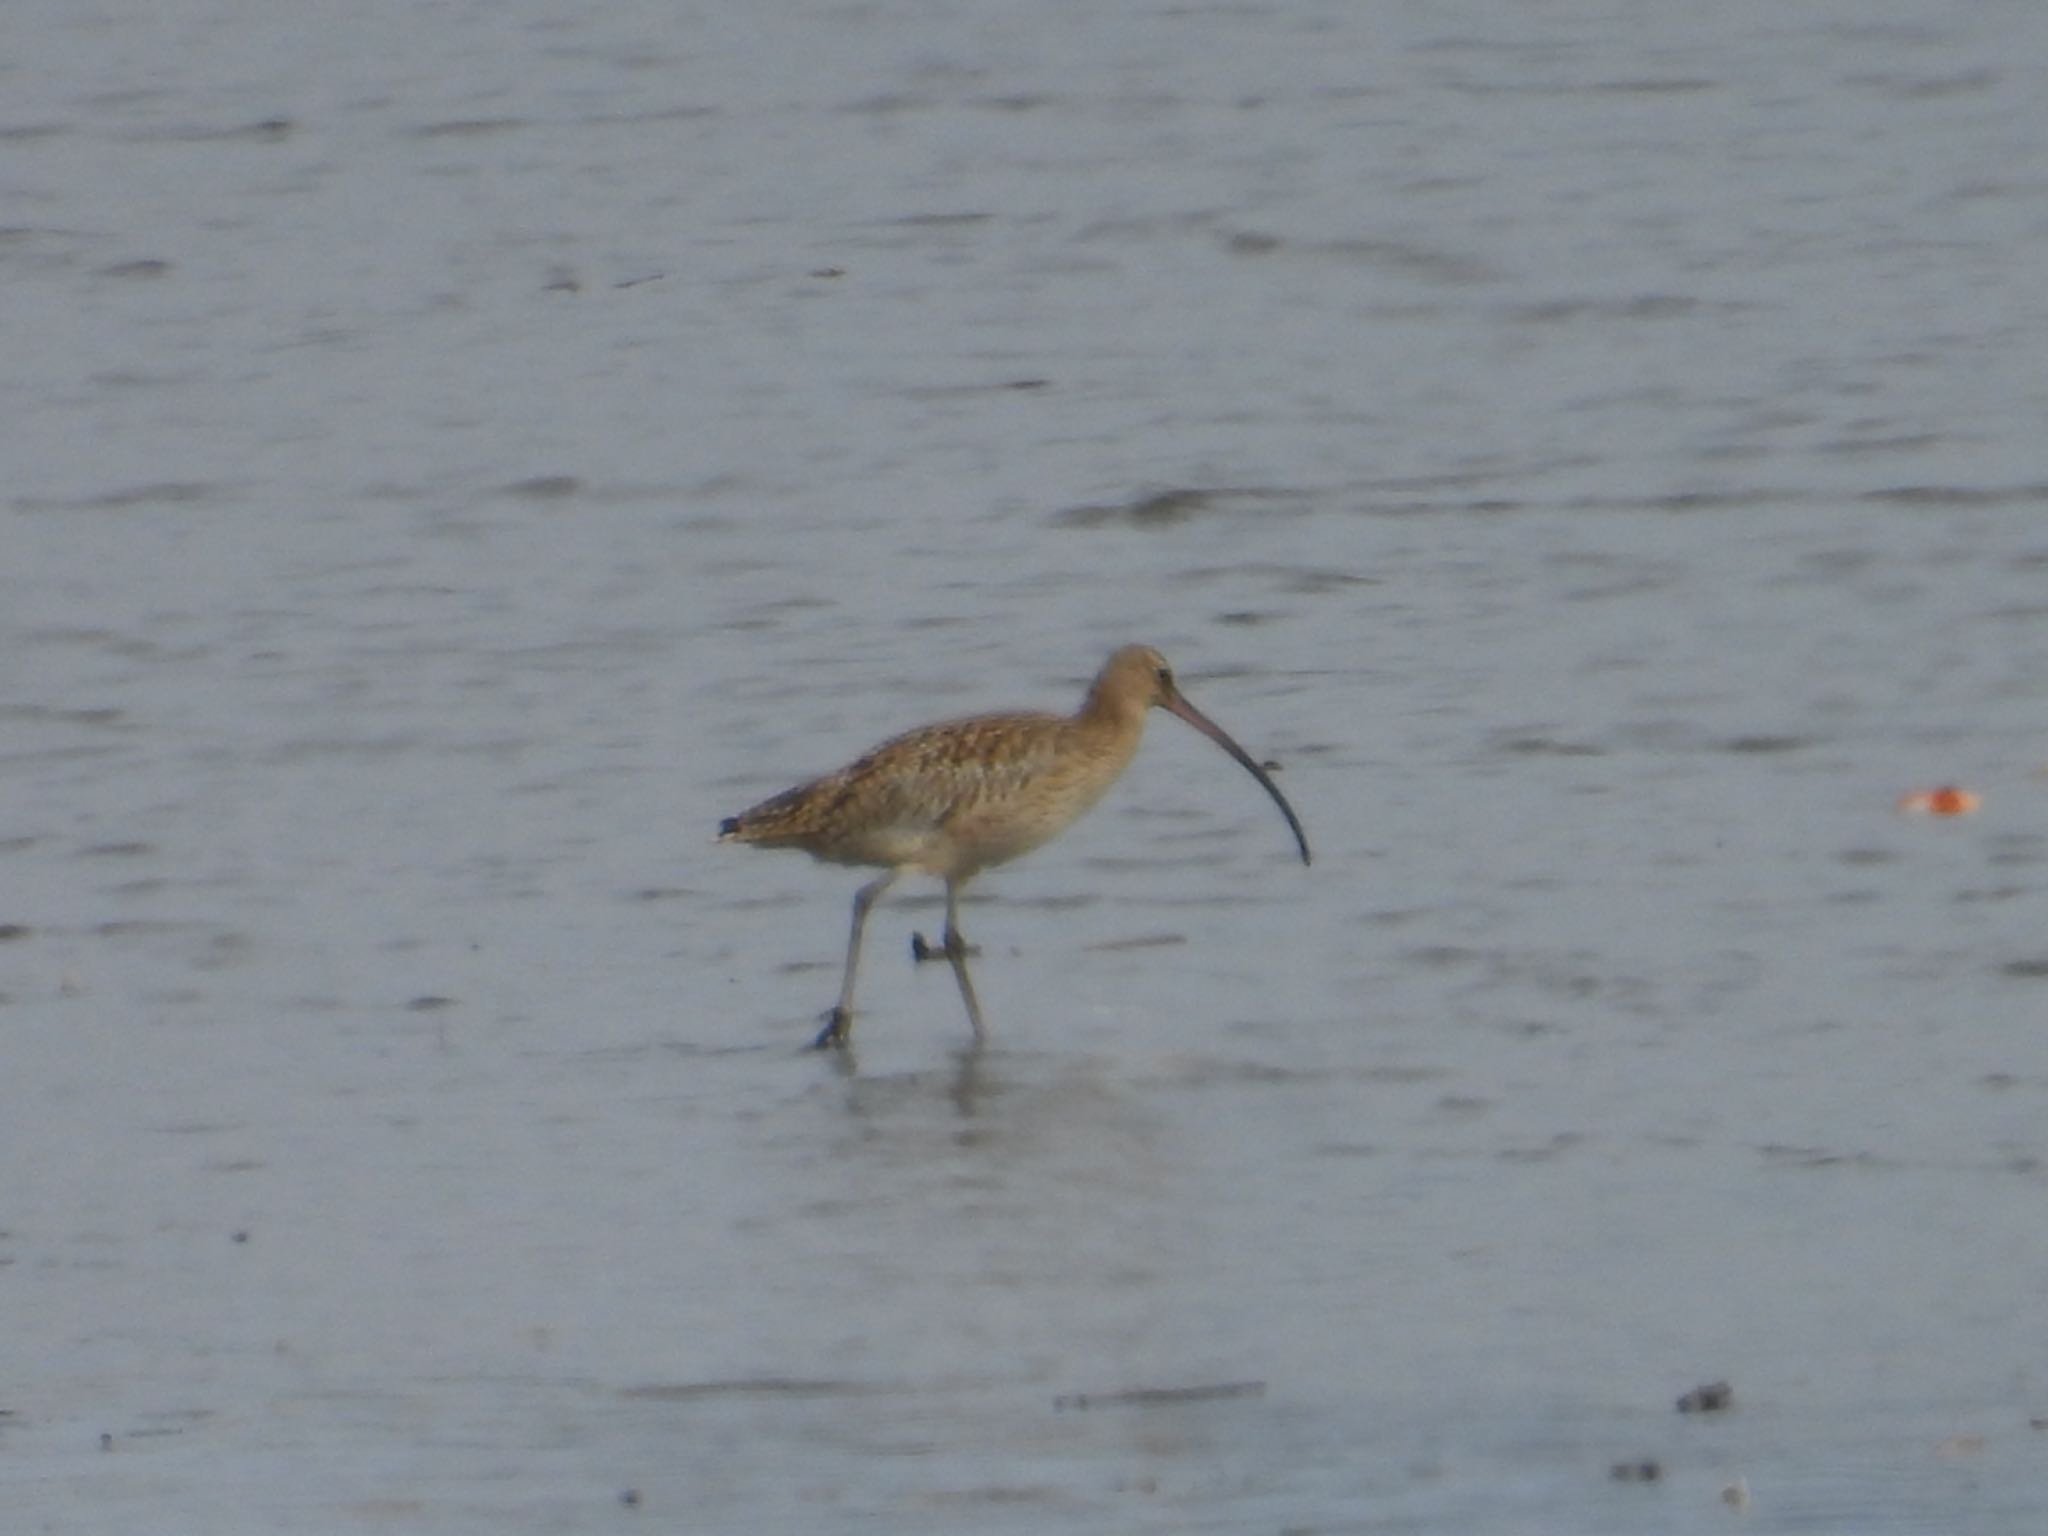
[933,786,1111,878]
[809,825,946,871]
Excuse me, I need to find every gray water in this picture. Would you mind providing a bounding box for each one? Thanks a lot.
[6,1,2048,1530]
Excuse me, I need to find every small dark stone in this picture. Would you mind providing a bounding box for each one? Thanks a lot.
[1677,1379,1734,1413]
[231,1230,250,1244]
[619,1488,641,1508]
[1610,1458,1662,1482]
[100,1432,114,1452]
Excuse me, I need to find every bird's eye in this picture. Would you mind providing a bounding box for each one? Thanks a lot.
[1155,666,1173,687]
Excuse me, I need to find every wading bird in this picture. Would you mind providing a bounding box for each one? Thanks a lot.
[718,645,1310,1049]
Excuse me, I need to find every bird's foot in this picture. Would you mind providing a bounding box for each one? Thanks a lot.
[809,1007,852,1051]
[911,930,980,963]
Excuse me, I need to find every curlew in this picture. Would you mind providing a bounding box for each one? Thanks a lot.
[717,645,1310,1050]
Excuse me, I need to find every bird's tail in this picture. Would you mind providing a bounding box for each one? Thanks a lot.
[715,783,816,845]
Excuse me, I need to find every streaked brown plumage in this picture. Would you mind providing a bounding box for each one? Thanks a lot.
[718,644,1311,1049]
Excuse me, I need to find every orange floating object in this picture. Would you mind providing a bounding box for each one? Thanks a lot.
[1897,785,1982,816]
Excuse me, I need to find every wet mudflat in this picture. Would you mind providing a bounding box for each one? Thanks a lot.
[5,1,2048,1530]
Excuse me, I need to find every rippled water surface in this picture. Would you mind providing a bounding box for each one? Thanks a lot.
[6,1,2048,1530]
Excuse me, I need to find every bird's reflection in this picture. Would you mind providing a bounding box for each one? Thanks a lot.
[947,1037,989,1118]
[811,1026,992,1116]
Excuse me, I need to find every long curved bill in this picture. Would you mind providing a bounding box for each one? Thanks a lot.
[1161,688,1312,866]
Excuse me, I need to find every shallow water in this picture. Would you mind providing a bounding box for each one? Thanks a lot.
[5,0,2048,1530]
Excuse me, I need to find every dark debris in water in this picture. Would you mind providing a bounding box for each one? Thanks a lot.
[1051,486,1307,529]
[412,117,530,139]
[621,1377,888,1401]
[15,481,225,513]
[1609,1458,1663,1482]
[501,475,583,500]
[1677,1379,1734,1413]
[1053,1380,1264,1412]
[1722,734,1813,754]
[99,259,173,279]
[135,118,294,145]
[1082,932,1187,953]
[1862,483,2048,508]
[1489,732,1606,757]
[1758,1143,1893,1170]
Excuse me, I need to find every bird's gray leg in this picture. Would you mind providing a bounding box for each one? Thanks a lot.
[940,879,986,1042]
[911,879,982,962]
[812,869,897,1050]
